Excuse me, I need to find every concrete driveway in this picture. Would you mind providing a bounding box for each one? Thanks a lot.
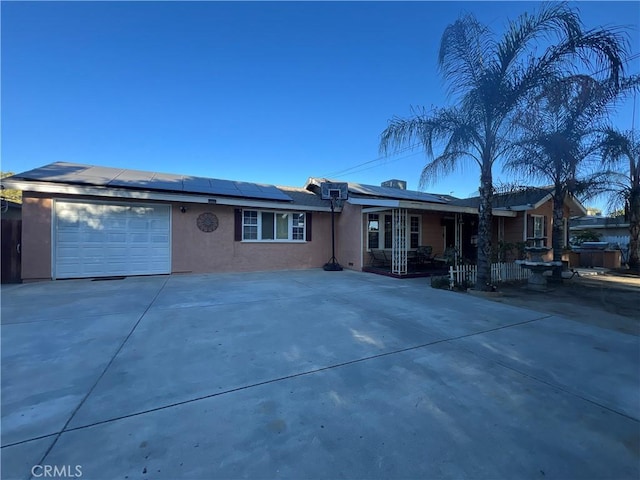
[1,269,638,479]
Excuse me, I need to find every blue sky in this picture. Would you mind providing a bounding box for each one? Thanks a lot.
[2,1,639,209]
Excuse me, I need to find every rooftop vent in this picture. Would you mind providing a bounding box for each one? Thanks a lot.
[381,179,407,190]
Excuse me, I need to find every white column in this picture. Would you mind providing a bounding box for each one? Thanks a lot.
[391,208,408,275]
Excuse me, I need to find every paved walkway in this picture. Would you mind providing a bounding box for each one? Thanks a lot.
[1,269,638,479]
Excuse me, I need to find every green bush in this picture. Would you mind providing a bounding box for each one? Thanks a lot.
[572,229,601,245]
[431,276,451,289]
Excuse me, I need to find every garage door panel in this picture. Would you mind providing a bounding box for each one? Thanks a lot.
[55,201,171,279]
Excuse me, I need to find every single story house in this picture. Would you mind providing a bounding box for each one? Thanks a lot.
[2,162,586,281]
[1,199,22,284]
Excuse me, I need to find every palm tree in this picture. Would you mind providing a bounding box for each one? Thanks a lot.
[505,75,639,280]
[380,3,628,290]
[599,128,640,270]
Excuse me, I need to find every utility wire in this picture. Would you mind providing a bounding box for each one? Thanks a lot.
[318,52,640,181]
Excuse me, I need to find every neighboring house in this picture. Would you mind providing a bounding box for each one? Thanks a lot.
[2,162,586,281]
[570,215,629,246]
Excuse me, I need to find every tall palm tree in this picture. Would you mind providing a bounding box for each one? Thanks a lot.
[599,128,640,270]
[505,75,639,280]
[380,3,627,290]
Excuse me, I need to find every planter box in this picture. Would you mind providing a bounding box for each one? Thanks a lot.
[562,252,580,268]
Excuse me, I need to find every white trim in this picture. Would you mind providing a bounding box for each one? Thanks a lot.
[348,197,517,217]
[4,180,334,212]
[348,198,400,208]
[241,209,307,242]
[365,211,421,251]
[362,206,393,214]
[531,214,545,239]
[51,199,57,280]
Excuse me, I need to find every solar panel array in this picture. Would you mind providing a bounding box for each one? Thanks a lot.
[347,182,449,204]
[17,162,293,202]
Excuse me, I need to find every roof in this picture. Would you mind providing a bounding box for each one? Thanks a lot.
[571,215,629,229]
[7,162,295,203]
[275,186,333,209]
[305,177,455,204]
[450,187,553,209]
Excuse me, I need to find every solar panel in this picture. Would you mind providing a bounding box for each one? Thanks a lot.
[349,183,447,204]
[20,162,294,202]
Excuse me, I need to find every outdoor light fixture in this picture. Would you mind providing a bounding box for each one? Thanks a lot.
[180,206,187,213]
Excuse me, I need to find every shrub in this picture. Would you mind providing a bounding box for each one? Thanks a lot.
[431,276,450,289]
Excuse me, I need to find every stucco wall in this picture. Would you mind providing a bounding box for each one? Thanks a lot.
[172,204,333,274]
[21,194,52,281]
[334,202,362,271]
[420,213,445,255]
[20,193,333,280]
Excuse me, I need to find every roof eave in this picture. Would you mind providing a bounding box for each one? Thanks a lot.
[4,180,335,212]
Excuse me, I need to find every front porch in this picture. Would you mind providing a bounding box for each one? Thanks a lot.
[362,262,450,279]
[362,207,479,277]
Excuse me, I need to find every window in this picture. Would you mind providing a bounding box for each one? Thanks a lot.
[243,211,258,240]
[242,210,306,241]
[292,213,305,240]
[384,215,393,249]
[367,213,420,250]
[410,216,420,249]
[367,214,379,249]
[533,215,544,238]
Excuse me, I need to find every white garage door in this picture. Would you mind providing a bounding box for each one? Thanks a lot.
[54,200,171,279]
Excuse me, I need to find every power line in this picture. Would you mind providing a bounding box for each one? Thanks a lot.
[318,142,423,179]
[318,52,640,181]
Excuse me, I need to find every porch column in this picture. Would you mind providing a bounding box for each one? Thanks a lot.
[454,213,462,266]
[391,208,408,275]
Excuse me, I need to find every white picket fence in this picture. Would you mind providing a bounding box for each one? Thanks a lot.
[448,262,532,288]
[601,235,629,246]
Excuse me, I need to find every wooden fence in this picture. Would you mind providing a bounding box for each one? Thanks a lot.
[448,262,531,288]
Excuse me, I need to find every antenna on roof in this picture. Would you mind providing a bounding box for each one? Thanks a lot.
[321,182,348,271]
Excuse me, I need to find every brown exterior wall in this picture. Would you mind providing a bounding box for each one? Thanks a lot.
[21,193,52,281]
[334,202,362,271]
[420,212,445,255]
[172,203,332,274]
[20,193,333,280]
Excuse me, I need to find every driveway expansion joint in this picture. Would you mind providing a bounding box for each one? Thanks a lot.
[29,277,171,477]
[455,344,640,423]
[43,314,554,437]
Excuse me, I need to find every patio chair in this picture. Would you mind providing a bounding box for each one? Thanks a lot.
[416,246,434,265]
[433,247,458,266]
[369,249,391,267]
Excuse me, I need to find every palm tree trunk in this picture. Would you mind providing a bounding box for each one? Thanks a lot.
[550,190,565,282]
[475,169,493,291]
[628,187,640,270]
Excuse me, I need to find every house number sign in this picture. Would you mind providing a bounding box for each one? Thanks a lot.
[196,212,219,232]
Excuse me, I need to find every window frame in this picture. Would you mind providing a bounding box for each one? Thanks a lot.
[242,210,307,242]
[366,213,421,250]
[532,215,544,239]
